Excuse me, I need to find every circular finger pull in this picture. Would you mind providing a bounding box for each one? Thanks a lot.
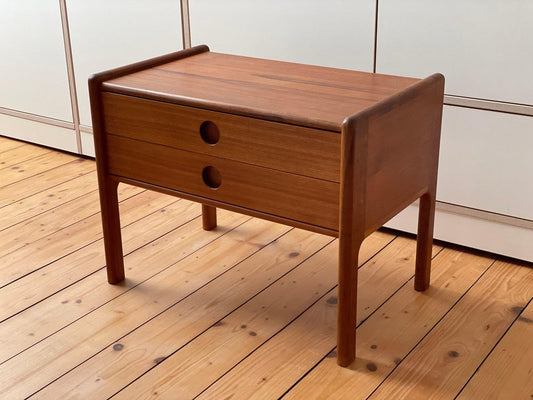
[199,121,220,145]
[202,166,221,189]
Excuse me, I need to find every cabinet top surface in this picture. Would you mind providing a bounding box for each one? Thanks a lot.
[102,51,419,131]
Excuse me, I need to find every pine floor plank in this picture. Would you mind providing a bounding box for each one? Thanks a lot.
[0,199,202,362]
[0,213,277,399]
[0,158,95,208]
[457,298,533,400]
[0,197,188,321]
[0,185,150,287]
[0,170,97,230]
[284,249,494,400]
[195,237,441,400]
[112,231,393,400]
[1,137,531,399]
[32,226,341,399]
[0,183,140,258]
[0,136,25,153]
[368,260,533,400]
[0,143,51,169]
[0,151,77,187]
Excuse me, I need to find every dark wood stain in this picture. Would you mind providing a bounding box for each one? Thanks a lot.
[326,297,338,305]
[249,331,257,336]
[393,358,402,365]
[448,350,459,358]
[518,316,533,324]
[370,344,378,349]
[113,343,124,351]
[154,357,166,364]
[511,306,524,315]
[366,362,378,372]
[240,324,247,329]
[289,252,299,258]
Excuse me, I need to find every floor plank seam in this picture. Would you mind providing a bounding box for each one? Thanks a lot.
[364,257,498,399]
[108,226,301,398]
[0,212,203,366]
[192,235,395,400]
[0,199,185,324]
[0,188,147,289]
[25,216,263,398]
[452,295,533,400]
[0,160,94,209]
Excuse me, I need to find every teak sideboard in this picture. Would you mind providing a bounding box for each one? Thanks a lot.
[89,45,444,367]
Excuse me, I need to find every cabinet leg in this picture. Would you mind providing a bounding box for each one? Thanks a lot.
[337,236,361,367]
[100,179,125,284]
[415,191,436,291]
[202,204,217,231]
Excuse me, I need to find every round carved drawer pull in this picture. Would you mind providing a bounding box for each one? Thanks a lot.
[200,121,220,145]
[202,166,221,189]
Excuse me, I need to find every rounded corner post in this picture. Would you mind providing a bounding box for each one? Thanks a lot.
[337,114,368,367]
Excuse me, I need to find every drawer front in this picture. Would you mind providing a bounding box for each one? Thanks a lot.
[106,135,340,230]
[102,92,341,182]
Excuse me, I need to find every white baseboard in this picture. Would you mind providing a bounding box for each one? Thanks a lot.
[0,113,78,153]
[386,202,533,262]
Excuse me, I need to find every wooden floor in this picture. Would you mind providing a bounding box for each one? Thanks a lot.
[0,136,532,400]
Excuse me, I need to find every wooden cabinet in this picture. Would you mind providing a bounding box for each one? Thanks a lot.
[67,0,183,128]
[377,0,533,104]
[189,0,375,71]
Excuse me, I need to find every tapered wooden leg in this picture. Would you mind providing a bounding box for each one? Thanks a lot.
[337,235,361,367]
[202,204,217,231]
[415,191,436,291]
[100,178,125,284]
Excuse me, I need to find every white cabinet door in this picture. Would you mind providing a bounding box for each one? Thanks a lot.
[437,106,533,221]
[377,0,533,104]
[67,0,183,127]
[0,1,72,121]
[190,0,375,71]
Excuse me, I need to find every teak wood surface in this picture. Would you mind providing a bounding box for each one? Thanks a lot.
[89,45,445,367]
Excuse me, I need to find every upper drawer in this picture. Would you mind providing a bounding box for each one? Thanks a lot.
[101,92,341,182]
[377,0,533,105]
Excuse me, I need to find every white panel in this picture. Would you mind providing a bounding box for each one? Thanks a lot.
[437,107,533,221]
[0,114,77,154]
[68,0,183,126]
[80,131,95,158]
[385,203,533,263]
[377,0,533,105]
[0,1,73,121]
[190,0,375,71]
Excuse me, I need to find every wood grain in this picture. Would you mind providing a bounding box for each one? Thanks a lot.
[0,142,50,169]
[0,136,25,153]
[0,151,77,187]
[0,197,188,322]
[107,135,339,230]
[104,51,419,132]
[0,171,97,230]
[0,200,203,362]
[102,92,341,182]
[0,158,94,208]
[33,228,336,399]
[0,185,146,287]
[0,215,282,398]
[197,236,436,400]
[457,298,533,400]
[368,260,533,400]
[285,249,494,399]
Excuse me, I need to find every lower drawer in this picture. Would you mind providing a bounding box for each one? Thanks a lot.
[106,135,340,230]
